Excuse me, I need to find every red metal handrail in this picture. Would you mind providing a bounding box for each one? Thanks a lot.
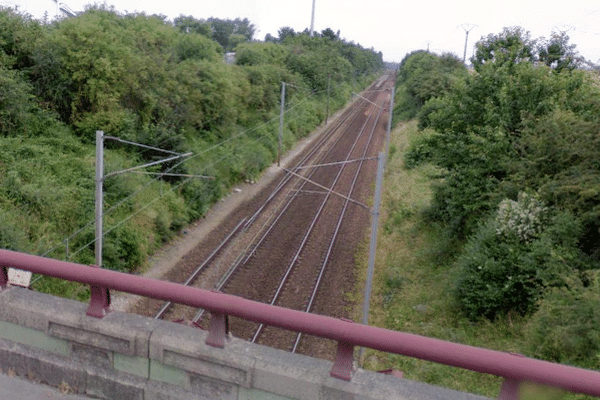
[1,249,599,399]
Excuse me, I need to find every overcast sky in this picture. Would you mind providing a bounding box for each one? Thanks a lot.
[6,0,600,64]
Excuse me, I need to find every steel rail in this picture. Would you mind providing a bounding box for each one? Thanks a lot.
[250,84,387,344]
[243,91,369,228]
[222,88,375,270]
[188,87,376,324]
[291,88,389,353]
[153,217,247,320]
[240,87,380,263]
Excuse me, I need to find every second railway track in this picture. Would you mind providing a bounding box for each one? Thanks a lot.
[151,73,396,360]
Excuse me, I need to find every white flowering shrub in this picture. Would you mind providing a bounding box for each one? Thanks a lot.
[495,192,547,241]
[454,198,578,321]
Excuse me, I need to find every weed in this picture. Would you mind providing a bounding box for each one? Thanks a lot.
[58,381,74,394]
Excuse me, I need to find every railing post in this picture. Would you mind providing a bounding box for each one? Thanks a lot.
[498,378,521,400]
[86,265,111,318]
[330,341,355,381]
[0,266,7,289]
[206,312,228,348]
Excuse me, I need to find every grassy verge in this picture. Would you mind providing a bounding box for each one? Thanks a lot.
[359,120,590,400]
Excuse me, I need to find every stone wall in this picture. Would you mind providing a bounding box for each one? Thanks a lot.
[0,286,490,400]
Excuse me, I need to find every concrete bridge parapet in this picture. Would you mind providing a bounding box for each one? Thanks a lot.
[0,286,490,400]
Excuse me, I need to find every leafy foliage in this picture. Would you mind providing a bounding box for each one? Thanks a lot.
[0,7,42,69]
[472,27,536,72]
[538,31,583,72]
[454,196,583,320]
[472,26,583,73]
[525,273,600,370]
[0,67,35,135]
[0,6,383,299]
[394,50,467,121]
[398,26,600,327]
[495,192,547,242]
[173,15,254,52]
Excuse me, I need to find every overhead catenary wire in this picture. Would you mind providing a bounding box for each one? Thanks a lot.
[32,86,323,276]
[294,157,378,170]
[104,136,183,156]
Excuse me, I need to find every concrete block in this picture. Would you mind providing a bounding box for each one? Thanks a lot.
[239,387,297,400]
[70,342,113,369]
[0,320,69,356]
[145,379,212,400]
[48,309,158,358]
[0,287,158,358]
[49,322,131,354]
[149,321,253,387]
[150,359,188,388]
[189,373,239,400]
[321,369,492,400]
[114,352,150,379]
[0,338,88,393]
[0,287,86,332]
[85,367,146,400]
[164,349,248,386]
[251,355,324,400]
[237,339,325,400]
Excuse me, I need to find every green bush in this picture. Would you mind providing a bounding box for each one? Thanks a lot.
[0,67,35,136]
[0,209,27,251]
[454,219,544,320]
[525,273,600,369]
[0,7,42,70]
[394,50,466,121]
[0,7,383,300]
[495,192,547,242]
[101,223,144,272]
[454,195,582,320]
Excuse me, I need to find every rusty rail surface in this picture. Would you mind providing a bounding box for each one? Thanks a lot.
[1,249,599,399]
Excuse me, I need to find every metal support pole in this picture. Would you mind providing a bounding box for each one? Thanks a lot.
[463,30,470,64]
[277,82,285,167]
[95,130,104,268]
[498,378,521,400]
[359,152,385,364]
[310,0,316,36]
[385,86,396,164]
[326,73,331,125]
[461,24,477,65]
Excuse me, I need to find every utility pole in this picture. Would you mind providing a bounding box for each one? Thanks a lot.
[359,151,385,365]
[95,130,104,267]
[326,74,331,125]
[310,0,316,36]
[94,132,193,268]
[460,24,477,64]
[278,82,286,166]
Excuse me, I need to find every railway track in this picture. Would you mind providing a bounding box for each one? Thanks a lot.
[153,73,395,359]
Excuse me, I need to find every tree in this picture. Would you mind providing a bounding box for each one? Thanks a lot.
[278,26,296,43]
[207,17,255,52]
[321,28,339,41]
[538,30,582,72]
[0,8,42,70]
[173,15,211,37]
[264,33,277,43]
[472,27,535,72]
[394,50,466,121]
[0,67,35,136]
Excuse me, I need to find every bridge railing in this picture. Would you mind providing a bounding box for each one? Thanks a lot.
[1,249,599,400]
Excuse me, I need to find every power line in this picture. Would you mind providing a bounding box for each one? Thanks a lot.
[104,136,183,156]
[32,85,320,276]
